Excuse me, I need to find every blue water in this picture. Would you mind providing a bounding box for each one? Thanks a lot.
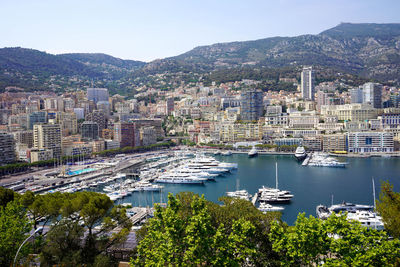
[67,168,96,176]
[112,154,400,225]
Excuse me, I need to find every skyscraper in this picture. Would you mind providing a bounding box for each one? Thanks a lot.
[350,87,363,104]
[301,66,315,101]
[87,88,109,104]
[81,121,99,140]
[113,122,140,148]
[33,124,62,158]
[0,132,16,164]
[363,82,382,108]
[240,89,264,121]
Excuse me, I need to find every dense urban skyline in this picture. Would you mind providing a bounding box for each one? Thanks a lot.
[1,0,400,61]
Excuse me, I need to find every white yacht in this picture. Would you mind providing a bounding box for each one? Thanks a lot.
[258,162,294,203]
[226,190,251,201]
[294,146,307,161]
[307,153,347,168]
[221,151,232,156]
[248,147,258,157]
[258,202,285,212]
[316,202,374,220]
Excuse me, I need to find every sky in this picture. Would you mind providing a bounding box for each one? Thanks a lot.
[1,0,399,62]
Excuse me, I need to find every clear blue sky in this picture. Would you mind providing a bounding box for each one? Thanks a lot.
[1,0,399,62]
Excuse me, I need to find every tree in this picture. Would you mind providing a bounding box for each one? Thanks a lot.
[376,181,400,238]
[0,201,32,266]
[269,212,400,266]
[0,186,16,207]
[131,193,257,266]
[20,191,132,266]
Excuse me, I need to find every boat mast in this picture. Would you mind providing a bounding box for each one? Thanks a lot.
[372,177,376,210]
[331,194,334,206]
[275,162,278,189]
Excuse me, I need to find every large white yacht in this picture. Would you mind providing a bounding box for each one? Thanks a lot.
[316,202,374,220]
[248,147,258,157]
[294,146,307,161]
[155,172,207,184]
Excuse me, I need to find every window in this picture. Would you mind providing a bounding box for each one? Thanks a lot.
[365,137,372,145]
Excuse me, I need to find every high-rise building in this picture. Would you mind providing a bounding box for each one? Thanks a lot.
[13,130,34,148]
[166,98,175,115]
[85,110,107,135]
[87,88,109,104]
[350,87,363,104]
[240,89,264,121]
[113,122,140,148]
[363,82,382,108]
[28,111,47,130]
[81,121,99,140]
[0,132,16,164]
[301,66,315,101]
[33,124,62,158]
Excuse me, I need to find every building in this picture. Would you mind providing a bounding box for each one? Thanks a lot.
[81,121,99,140]
[322,134,347,152]
[320,104,378,122]
[301,66,315,101]
[274,138,303,147]
[29,148,53,163]
[105,139,120,150]
[380,113,400,129]
[288,111,319,129]
[303,136,322,151]
[28,111,47,130]
[219,122,263,142]
[102,128,113,140]
[363,83,382,108]
[33,124,62,158]
[350,88,363,104]
[91,140,105,153]
[13,130,34,148]
[221,97,241,110]
[166,98,174,115]
[347,132,394,153]
[57,112,78,136]
[113,122,140,148]
[140,126,157,146]
[87,88,109,104]
[0,132,16,164]
[85,110,107,134]
[240,89,263,121]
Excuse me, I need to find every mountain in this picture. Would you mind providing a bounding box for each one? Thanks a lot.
[59,53,145,72]
[144,23,400,81]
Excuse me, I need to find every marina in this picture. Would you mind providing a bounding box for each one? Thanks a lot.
[2,150,400,225]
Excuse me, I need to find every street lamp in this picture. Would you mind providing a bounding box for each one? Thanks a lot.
[13,227,44,267]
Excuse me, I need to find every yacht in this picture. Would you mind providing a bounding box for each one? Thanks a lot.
[258,202,285,212]
[221,151,232,156]
[306,153,347,168]
[226,190,251,201]
[316,202,374,220]
[248,147,258,157]
[258,162,294,203]
[294,146,307,161]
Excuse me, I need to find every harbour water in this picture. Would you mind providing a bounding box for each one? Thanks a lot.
[111,154,400,224]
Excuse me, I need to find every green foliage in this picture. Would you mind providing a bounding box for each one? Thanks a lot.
[0,186,16,207]
[0,201,32,266]
[376,181,400,238]
[131,193,261,266]
[269,212,400,266]
[19,191,131,266]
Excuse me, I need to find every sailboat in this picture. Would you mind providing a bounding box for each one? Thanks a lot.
[258,162,294,203]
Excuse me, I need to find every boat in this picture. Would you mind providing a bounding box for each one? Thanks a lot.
[258,202,285,212]
[213,150,221,155]
[294,146,307,161]
[306,153,347,168]
[258,162,293,203]
[248,147,258,157]
[221,151,232,156]
[226,190,251,201]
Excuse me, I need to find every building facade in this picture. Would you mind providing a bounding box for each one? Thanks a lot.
[347,132,394,153]
[33,124,62,158]
[240,89,263,121]
[0,132,16,164]
[301,66,315,101]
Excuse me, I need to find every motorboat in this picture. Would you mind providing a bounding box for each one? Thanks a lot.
[258,202,284,212]
[306,153,347,168]
[226,190,251,201]
[248,147,258,157]
[294,146,307,161]
[221,151,232,156]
